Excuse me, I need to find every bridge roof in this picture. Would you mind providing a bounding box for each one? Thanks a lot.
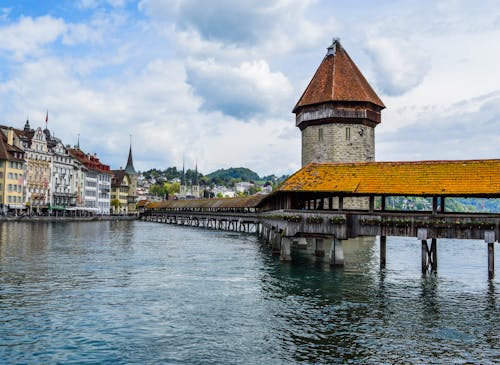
[277,160,500,197]
[146,194,268,209]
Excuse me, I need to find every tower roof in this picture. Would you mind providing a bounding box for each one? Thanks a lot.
[125,145,136,174]
[293,39,385,113]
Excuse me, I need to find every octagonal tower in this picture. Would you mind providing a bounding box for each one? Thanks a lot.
[293,39,385,167]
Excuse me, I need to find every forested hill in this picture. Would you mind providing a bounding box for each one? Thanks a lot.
[205,167,260,183]
[141,166,287,186]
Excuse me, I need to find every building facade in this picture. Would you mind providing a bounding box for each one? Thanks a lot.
[0,128,26,212]
[69,148,112,215]
[111,170,131,214]
[17,123,53,212]
[50,140,77,207]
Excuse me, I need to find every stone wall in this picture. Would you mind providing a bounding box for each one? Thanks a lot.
[301,123,375,166]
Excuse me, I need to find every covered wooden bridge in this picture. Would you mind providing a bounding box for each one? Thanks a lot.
[143,159,500,277]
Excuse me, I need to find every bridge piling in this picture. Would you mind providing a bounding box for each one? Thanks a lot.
[329,237,344,266]
[421,238,437,274]
[280,237,291,261]
[485,231,495,279]
[380,236,387,269]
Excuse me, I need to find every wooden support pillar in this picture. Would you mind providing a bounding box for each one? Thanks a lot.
[338,196,344,212]
[329,237,344,266]
[380,236,386,269]
[440,197,445,214]
[488,242,494,280]
[485,231,495,279]
[431,238,437,272]
[369,196,375,213]
[280,237,291,261]
[421,238,437,274]
[328,196,333,210]
[432,196,438,215]
[421,240,429,274]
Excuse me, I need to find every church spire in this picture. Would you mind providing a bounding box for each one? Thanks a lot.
[125,135,136,174]
[194,162,199,185]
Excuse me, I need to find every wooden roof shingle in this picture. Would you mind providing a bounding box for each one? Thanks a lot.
[277,160,500,197]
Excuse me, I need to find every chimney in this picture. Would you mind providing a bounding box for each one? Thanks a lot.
[7,128,14,146]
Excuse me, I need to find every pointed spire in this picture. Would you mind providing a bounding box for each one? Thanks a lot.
[124,135,136,174]
[77,133,80,149]
[194,162,199,185]
[181,162,186,186]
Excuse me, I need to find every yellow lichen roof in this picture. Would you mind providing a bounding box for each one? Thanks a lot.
[147,195,268,210]
[277,160,500,196]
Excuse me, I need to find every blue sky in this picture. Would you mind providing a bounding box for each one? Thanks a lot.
[1,0,499,175]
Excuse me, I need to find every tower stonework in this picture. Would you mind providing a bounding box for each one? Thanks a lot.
[293,39,385,167]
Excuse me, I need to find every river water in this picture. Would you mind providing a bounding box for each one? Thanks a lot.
[0,221,498,364]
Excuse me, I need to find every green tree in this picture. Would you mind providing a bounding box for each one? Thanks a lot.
[111,198,120,214]
[164,182,180,195]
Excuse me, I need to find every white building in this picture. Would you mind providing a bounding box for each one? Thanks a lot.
[50,140,76,207]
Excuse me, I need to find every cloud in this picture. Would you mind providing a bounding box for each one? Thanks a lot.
[378,92,500,161]
[364,36,431,96]
[0,16,66,60]
[186,58,293,119]
[138,0,284,44]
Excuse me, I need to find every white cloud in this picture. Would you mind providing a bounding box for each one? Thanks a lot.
[378,91,500,161]
[186,58,293,119]
[0,16,66,60]
[364,36,431,97]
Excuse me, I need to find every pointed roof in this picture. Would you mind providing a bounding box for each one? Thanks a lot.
[125,145,136,174]
[293,39,385,113]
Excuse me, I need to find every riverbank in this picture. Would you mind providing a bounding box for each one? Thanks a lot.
[0,215,138,222]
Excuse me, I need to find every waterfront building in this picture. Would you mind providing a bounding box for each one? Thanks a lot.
[0,127,26,212]
[50,139,77,208]
[68,148,112,215]
[15,121,53,212]
[111,170,132,214]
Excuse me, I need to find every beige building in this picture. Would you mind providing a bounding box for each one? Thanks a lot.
[0,128,26,212]
[111,170,132,214]
[16,122,53,212]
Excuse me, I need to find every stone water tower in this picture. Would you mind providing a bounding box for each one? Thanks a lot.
[293,39,385,167]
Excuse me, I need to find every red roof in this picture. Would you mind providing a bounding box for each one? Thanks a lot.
[293,40,385,113]
[68,148,111,174]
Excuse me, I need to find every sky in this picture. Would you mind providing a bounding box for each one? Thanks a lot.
[0,0,499,176]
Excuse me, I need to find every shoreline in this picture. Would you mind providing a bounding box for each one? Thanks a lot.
[0,215,138,223]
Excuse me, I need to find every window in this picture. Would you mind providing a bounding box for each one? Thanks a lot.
[318,128,323,142]
[346,127,351,141]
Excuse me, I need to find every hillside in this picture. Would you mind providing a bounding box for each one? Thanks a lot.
[205,167,260,185]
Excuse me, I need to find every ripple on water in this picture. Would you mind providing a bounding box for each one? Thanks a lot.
[0,221,499,364]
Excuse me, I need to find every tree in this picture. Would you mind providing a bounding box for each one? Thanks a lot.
[164,182,180,195]
[111,199,120,214]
